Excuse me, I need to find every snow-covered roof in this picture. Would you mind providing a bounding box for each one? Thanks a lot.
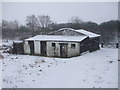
[58,28,75,31]
[25,35,88,42]
[13,41,23,43]
[48,28,75,35]
[75,29,100,38]
[58,28,100,38]
[49,28,100,38]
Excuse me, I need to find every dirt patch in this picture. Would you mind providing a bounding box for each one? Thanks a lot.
[0,54,4,59]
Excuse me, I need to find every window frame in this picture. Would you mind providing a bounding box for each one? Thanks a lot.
[52,43,56,47]
[71,44,76,48]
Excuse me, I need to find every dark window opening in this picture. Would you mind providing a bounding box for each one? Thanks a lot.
[71,44,76,48]
[52,43,56,47]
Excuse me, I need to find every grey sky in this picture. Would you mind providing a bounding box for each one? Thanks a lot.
[2,2,118,25]
[0,2,2,22]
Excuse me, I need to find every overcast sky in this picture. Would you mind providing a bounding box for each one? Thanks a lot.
[2,2,118,25]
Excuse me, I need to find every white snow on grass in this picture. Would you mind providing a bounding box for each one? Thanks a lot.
[1,40,13,46]
[2,48,118,88]
[0,59,2,89]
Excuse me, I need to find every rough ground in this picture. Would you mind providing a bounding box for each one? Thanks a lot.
[2,48,118,88]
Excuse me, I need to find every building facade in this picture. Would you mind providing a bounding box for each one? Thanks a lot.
[48,28,100,52]
[23,35,88,58]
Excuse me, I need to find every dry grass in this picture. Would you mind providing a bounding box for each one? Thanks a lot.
[0,54,4,59]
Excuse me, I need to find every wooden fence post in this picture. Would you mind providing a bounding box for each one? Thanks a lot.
[101,43,103,48]
[116,43,119,48]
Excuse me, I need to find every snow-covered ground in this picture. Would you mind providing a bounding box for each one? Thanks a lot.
[118,44,120,89]
[2,48,118,88]
[1,40,13,46]
[0,57,2,89]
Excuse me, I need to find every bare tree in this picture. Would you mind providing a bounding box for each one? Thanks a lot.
[0,22,2,42]
[37,15,52,29]
[2,20,8,29]
[14,20,19,30]
[2,20,18,30]
[26,15,38,31]
[68,16,83,24]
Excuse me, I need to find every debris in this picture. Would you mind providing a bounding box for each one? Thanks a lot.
[108,61,113,63]
[2,45,12,53]
[29,64,34,68]
[15,57,18,59]
[39,70,42,72]
[0,54,4,59]
[36,73,40,75]
[41,60,45,63]
[48,65,50,67]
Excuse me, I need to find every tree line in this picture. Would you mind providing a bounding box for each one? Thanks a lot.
[2,15,120,44]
